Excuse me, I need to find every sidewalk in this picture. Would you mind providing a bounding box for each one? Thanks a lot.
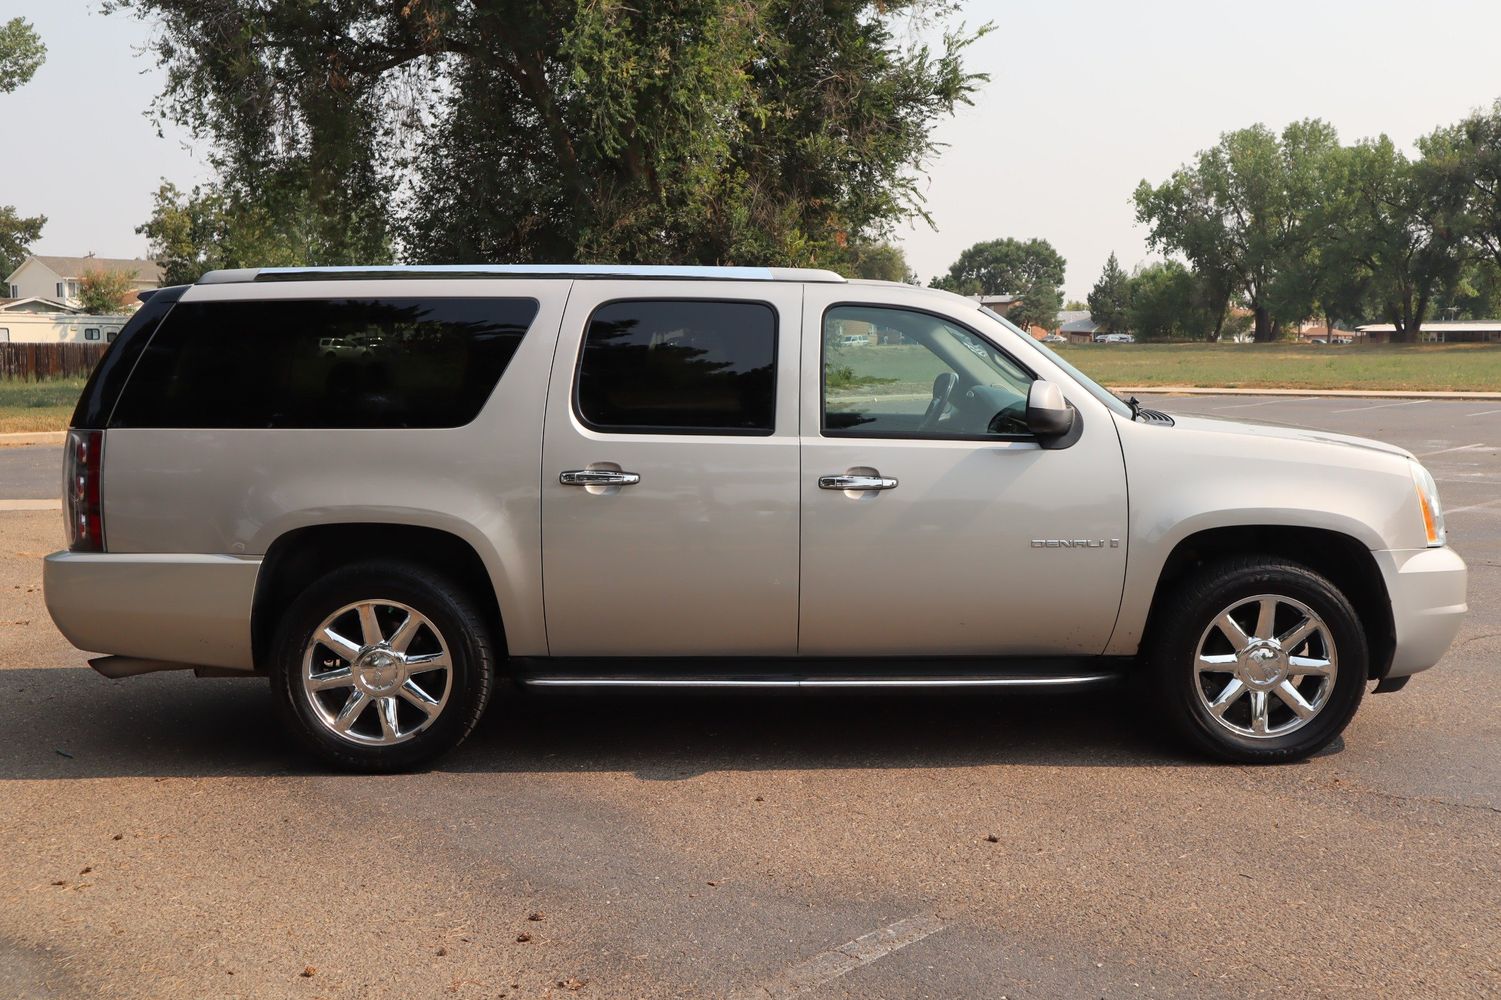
[1110,386,1501,401]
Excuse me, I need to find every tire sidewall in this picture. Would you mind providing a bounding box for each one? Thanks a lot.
[270,564,494,771]
[1154,561,1367,762]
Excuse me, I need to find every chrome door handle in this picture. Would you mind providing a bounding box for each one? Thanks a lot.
[560,469,641,487]
[819,474,898,491]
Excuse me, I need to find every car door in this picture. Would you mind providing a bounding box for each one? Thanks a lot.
[798,285,1129,657]
[541,280,802,657]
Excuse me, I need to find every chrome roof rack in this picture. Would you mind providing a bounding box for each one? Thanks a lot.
[195,264,847,284]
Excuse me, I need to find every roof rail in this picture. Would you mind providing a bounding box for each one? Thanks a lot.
[195,264,847,284]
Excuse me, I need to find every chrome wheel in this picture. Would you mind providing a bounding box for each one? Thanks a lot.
[301,600,453,747]
[1194,594,1337,739]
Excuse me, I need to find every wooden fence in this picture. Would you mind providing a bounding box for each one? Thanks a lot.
[0,343,110,381]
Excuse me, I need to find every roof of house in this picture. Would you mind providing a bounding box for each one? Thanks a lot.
[26,255,164,283]
[1055,310,1091,325]
[0,296,80,314]
[968,293,1019,306]
[1060,317,1102,333]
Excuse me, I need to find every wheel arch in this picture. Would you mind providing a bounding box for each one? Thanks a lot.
[1138,525,1395,680]
[251,523,508,671]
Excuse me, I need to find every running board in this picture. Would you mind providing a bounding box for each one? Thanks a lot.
[525,674,1117,689]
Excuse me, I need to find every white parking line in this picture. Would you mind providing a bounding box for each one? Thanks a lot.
[1329,399,1428,414]
[1445,497,1501,516]
[1418,443,1489,457]
[1213,397,1316,410]
[1469,408,1501,418]
[730,914,944,999]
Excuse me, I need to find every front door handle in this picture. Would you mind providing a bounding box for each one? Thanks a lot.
[561,469,641,487]
[819,474,898,491]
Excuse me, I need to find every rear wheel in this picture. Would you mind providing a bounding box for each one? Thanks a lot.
[270,561,496,771]
[1146,558,1367,763]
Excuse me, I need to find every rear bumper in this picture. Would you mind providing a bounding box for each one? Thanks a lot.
[43,551,261,672]
[1375,545,1468,679]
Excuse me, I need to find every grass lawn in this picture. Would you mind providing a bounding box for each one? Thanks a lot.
[1054,342,1501,392]
[0,377,86,433]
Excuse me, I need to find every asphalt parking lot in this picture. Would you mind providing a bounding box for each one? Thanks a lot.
[1,395,1498,999]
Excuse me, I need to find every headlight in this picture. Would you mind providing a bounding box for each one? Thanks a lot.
[1411,462,1446,547]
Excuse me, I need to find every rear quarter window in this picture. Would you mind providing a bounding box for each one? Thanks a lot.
[111,297,538,429]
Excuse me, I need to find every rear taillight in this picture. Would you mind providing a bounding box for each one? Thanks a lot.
[63,429,104,552]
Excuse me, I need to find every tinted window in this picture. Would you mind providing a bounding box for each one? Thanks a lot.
[84,328,100,341]
[576,300,776,434]
[112,297,537,429]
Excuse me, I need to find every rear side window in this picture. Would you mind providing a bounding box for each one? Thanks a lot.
[575,299,776,434]
[112,297,538,429]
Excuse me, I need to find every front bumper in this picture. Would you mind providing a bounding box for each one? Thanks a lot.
[43,551,261,672]
[1374,545,1468,678]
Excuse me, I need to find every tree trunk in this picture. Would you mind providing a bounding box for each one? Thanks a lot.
[1252,305,1275,343]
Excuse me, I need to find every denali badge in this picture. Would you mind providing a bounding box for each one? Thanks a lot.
[1031,539,1121,548]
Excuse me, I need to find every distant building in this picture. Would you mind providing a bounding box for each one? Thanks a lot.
[0,297,127,344]
[4,254,163,310]
[968,294,1020,315]
[1356,321,1501,345]
[1059,317,1104,344]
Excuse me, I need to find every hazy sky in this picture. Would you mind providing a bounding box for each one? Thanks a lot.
[5,1,1501,298]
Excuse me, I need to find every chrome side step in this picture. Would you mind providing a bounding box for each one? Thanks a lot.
[524,673,1117,690]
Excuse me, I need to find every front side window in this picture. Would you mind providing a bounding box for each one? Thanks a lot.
[112,297,538,428]
[576,299,776,434]
[823,305,1033,438]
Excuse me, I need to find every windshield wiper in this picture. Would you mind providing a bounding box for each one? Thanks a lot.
[1124,394,1142,420]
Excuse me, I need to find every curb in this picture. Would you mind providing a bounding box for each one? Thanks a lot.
[1110,386,1501,401]
[0,431,65,448]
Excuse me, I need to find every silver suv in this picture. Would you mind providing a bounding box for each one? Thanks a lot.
[43,265,1467,769]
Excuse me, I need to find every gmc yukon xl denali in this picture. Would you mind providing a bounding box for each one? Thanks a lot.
[43,265,1467,770]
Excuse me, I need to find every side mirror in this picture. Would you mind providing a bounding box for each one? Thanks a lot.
[1025,380,1075,437]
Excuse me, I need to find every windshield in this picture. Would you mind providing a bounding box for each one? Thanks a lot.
[976,307,1134,418]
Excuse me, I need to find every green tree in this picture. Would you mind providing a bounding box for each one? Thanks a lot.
[843,243,915,283]
[0,19,46,281]
[1324,137,1462,342]
[1422,99,1501,272]
[138,178,389,285]
[0,17,45,94]
[78,267,137,314]
[1087,252,1131,333]
[1134,120,1341,342]
[0,205,45,283]
[1126,261,1221,341]
[931,237,1067,329]
[107,1,989,268]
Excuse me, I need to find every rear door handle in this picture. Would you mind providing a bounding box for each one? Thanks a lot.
[819,474,898,491]
[560,470,641,487]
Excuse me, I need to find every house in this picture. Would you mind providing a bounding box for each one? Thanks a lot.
[4,254,163,310]
[1356,321,1501,344]
[968,294,1020,314]
[0,297,127,344]
[1059,317,1103,344]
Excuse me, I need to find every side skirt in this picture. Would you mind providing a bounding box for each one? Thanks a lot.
[513,656,1132,690]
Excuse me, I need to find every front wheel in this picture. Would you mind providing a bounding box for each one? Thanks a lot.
[270,561,497,771]
[1146,558,1367,764]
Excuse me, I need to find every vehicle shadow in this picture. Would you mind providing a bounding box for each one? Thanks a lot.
[0,667,1245,781]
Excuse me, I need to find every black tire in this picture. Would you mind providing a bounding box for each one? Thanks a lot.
[1145,557,1367,764]
[270,561,497,772]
